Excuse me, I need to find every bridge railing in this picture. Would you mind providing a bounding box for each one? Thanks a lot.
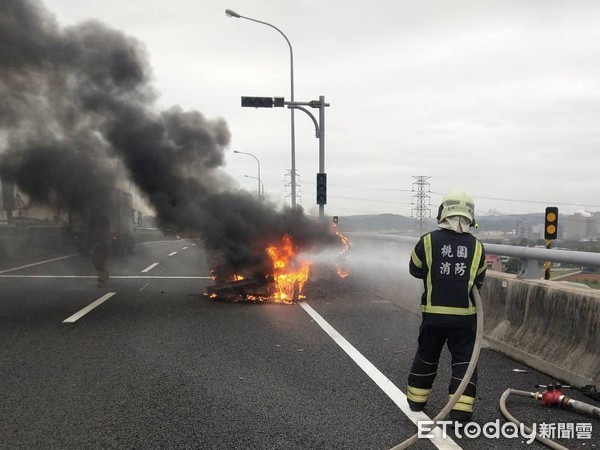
[346,232,600,279]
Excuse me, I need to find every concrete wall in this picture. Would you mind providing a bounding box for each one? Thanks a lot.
[0,224,167,262]
[0,224,76,261]
[134,227,167,243]
[481,272,600,388]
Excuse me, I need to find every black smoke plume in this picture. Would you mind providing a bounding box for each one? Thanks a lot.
[0,0,340,277]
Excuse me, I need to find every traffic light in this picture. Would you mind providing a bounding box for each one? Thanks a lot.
[241,97,274,108]
[544,206,558,240]
[316,173,327,205]
[273,97,285,107]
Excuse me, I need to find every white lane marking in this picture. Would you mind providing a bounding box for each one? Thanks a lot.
[182,246,188,249]
[299,302,461,450]
[0,254,77,274]
[139,282,150,292]
[0,275,212,279]
[141,263,159,273]
[168,252,178,256]
[63,292,116,323]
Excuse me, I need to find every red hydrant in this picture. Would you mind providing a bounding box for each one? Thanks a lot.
[535,384,600,418]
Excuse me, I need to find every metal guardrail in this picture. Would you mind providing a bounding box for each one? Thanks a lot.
[346,232,600,279]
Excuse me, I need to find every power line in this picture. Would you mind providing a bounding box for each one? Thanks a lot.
[430,191,600,209]
[328,195,411,204]
[303,181,412,192]
[328,206,393,215]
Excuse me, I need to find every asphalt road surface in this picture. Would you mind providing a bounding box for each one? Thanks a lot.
[0,239,597,449]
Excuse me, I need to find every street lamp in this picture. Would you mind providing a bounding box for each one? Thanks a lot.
[244,175,264,199]
[226,8,297,207]
[233,150,262,199]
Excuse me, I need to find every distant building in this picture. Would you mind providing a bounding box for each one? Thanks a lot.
[516,218,543,240]
[1,179,65,223]
[565,211,598,241]
[569,212,598,239]
[486,254,503,272]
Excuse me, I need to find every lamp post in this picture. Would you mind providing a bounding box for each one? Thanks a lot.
[244,175,264,199]
[233,150,262,199]
[226,9,297,207]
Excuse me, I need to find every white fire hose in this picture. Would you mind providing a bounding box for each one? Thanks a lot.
[389,287,484,449]
[499,389,568,450]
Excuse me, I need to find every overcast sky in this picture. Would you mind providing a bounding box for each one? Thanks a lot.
[41,0,600,217]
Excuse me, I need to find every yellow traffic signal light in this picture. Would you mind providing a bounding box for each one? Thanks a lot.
[544,207,558,240]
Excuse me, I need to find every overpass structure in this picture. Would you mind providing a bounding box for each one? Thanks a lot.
[347,232,600,390]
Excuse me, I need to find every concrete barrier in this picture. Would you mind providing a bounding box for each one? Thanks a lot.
[481,272,600,388]
[0,224,76,261]
[0,224,167,263]
[135,227,166,243]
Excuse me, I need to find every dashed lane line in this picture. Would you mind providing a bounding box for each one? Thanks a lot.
[299,302,461,450]
[168,252,178,256]
[63,292,116,323]
[141,262,159,273]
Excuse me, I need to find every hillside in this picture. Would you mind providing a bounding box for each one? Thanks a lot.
[335,213,551,234]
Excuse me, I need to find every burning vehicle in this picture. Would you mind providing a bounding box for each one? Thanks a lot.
[206,226,351,303]
[206,234,312,303]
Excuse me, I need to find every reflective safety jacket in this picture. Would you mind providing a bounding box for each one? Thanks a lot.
[409,228,486,327]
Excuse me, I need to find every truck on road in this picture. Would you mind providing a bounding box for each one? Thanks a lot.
[70,187,136,255]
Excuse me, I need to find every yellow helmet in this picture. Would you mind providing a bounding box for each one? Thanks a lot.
[437,189,475,224]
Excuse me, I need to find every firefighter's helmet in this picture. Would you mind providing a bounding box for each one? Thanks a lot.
[437,189,476,225]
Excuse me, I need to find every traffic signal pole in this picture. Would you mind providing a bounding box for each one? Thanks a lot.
[544,239,553,280]
[285,96,329,219]
[318,95,325,219]
[544,207,559,280]
[240,95,330,219]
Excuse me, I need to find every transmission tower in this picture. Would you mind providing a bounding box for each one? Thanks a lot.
[411,176,431,236]
[284,170,301,205]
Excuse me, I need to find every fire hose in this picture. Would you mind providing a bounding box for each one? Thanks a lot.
[389,287,484,449]
[500,384,600,449]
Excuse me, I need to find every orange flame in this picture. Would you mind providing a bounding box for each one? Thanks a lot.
[337,267,350,278]
[266,235,311,303]
[333,225,351,277]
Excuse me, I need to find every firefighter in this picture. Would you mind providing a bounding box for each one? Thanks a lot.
[406,189,486,423]
[89,216,111,284]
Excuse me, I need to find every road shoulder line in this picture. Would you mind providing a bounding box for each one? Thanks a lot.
[0,254,77,274]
